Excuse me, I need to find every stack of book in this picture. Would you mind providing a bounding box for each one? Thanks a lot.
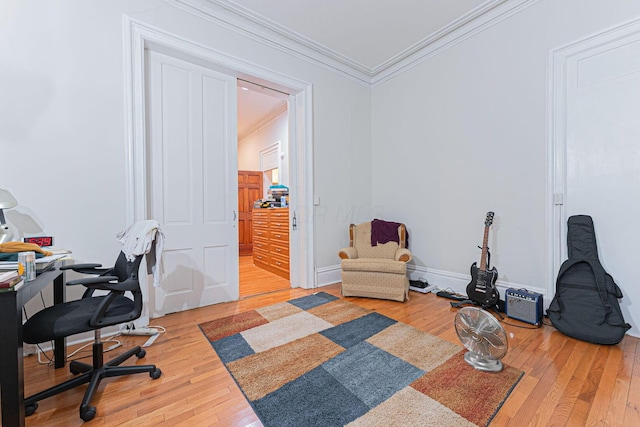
[0,270,24,290]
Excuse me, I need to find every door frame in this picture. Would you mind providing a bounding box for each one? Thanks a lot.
[123,16,315,320]
[548,18,640,302]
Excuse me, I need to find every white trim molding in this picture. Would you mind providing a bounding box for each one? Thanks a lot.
[168,0,542,86]
[318,264,545,300]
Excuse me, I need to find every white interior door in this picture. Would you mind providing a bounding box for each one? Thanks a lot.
[147,50,239,317]
[559,26,640,336]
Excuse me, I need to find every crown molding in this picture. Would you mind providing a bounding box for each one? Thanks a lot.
[372,0,542,85]
[239,102,288,141]
[167,0,372,86]
[168,0,541,86]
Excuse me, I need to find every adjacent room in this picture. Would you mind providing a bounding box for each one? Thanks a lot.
[1,0,639,425]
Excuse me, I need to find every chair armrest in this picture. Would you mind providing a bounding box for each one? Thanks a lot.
[67,276,138,292]
[60,263,113,275]
[66,276,119,287]
[395,248,412,263]
[339,247,358,260]
[60,263,101,270]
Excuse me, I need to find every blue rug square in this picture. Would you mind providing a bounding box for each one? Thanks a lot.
[253,365,368,427]
[211,333,254,364]
[321,312,396,348]
[288,292,338,310]
[323,341,425,408]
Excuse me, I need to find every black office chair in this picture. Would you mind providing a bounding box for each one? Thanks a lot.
[22,252,162,422]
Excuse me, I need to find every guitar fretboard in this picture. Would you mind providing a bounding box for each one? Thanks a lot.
[479,224,490,272]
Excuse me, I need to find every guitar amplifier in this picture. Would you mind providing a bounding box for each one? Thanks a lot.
[505,288,543,326]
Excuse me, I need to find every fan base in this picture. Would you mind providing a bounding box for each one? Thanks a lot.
[464,351,503,372]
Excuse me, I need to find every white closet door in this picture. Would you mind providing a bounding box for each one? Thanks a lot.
[147,50,238,316]
[563,31,640,335]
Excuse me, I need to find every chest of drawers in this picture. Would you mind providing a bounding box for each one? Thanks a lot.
[252,208,289,279]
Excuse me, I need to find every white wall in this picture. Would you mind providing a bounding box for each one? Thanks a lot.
[371,0,640,335]
[0,1,372,299]
[238,111,289,197]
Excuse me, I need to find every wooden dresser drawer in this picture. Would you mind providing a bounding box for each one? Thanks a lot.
[270,230,288,243]
[270,242,289,258]
[253,238,269,252]
[269,209,289,220]
[253,228,269,240]
[270,252,289,276]
[253,248,270,266]
[252,218,269,229]
[253,210,269,219]
[269,219,289,231]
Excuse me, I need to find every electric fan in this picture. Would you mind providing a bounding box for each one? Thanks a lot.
[454,307,508,372]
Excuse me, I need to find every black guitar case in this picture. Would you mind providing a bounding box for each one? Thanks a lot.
[547,215,631,344]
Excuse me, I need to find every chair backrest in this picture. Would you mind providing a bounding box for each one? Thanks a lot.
[88,251,145,327]
[350,221,406,259]
[111,251,143,283]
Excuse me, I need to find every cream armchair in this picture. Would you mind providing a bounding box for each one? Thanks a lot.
[338,221,412,302]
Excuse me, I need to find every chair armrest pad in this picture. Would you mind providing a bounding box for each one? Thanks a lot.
[395,248,412,263]
[339,247,358,260]
[67,276,119,287]
[60,263,113,275]
[60,263,102,271]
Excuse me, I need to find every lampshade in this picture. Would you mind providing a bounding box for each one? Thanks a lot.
[0,188,18,209]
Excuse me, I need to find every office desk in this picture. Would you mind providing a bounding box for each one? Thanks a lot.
[0,264,66,427]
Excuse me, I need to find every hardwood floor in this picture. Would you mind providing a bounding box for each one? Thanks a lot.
[239,255,290,298]
[23,283,640,426]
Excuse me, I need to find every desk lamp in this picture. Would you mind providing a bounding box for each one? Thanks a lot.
[0,188,18,244]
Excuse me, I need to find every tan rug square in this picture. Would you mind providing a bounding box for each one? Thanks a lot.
[367,322,461,371]
[227,333,345,401]
[346,386,475,427]
[242,311,334,353]
[307,299,372,325]
[256,301,303,321]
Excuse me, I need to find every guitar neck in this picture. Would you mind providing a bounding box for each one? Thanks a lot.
[479,225,490,271]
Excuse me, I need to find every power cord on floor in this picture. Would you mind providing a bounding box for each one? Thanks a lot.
[35,337,124,366]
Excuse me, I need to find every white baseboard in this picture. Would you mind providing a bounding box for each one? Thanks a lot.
[319,263,547,302]
[315,264,341,288]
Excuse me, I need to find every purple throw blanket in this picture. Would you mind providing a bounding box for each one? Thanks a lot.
[371,219,409,249]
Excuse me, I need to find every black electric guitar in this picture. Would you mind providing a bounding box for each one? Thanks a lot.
[466,212,499,307]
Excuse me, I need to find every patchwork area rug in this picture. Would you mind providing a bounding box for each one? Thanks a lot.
[199,292,523,427]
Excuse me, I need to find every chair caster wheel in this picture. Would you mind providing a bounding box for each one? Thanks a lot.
[25,402,38,416]
[80,406,96,421]
[151,368,162,379]
[136,349,146,358]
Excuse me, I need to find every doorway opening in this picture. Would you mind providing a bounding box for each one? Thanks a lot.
[237,78,291,298]
[125,17,315,322]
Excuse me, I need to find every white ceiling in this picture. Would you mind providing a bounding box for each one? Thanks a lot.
[237,80,288,140]
[204,0,513,139]
[220,0,491,72]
